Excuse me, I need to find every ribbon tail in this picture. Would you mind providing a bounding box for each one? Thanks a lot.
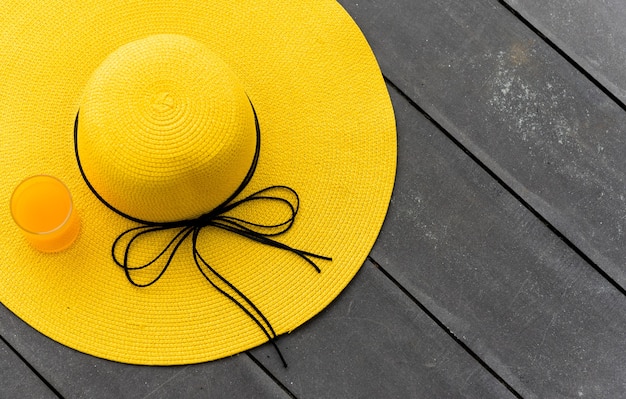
[190,229,287,367]
[212,221,330,273]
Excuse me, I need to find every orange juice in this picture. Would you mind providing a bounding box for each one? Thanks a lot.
[11,175,80,252]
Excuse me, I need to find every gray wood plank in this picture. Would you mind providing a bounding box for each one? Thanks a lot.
[251,261,515,399]
[504,0,626,103]
[338,0,626,289]
[0,305,290,399]
[0,338,57,399]
[368,69,626,397]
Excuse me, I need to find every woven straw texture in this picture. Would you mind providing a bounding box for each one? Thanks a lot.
[0,0,396,365]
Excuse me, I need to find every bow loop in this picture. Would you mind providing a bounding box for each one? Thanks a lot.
[112,225,194,287]
[106,185,331,367]
[213,185,299,236]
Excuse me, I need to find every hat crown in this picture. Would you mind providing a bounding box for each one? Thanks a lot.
[77,34,256,222]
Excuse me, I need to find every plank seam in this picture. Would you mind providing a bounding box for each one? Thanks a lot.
[367,256,524,399]
[0,334,64,399]
[383,77,626,298]
[245,352,298,399]
[497,0,626,113]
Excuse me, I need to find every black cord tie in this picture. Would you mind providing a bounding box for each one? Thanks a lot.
[73,101,331,367]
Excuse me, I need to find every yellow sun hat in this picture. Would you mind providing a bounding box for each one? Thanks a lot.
[0,0,396,365]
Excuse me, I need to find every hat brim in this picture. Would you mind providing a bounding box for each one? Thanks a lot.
[0,0,396,364]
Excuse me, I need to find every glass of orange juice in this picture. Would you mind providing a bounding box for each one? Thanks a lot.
[10,175,80,252]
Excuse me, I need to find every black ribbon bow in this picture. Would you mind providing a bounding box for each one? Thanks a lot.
[73,102,331,367]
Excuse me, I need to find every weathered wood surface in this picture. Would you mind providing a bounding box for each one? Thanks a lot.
[340,0,626,396]
[251,261,515,399]
[3,1,626,397]
[371,82,626,398]
[0,337,57,399]
[340,0,626,290]
[505,0,626,103]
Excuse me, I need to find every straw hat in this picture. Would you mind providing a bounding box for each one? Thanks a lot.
[0,1,396,365]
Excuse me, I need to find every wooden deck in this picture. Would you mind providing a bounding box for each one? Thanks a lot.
[3,1,626,397]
